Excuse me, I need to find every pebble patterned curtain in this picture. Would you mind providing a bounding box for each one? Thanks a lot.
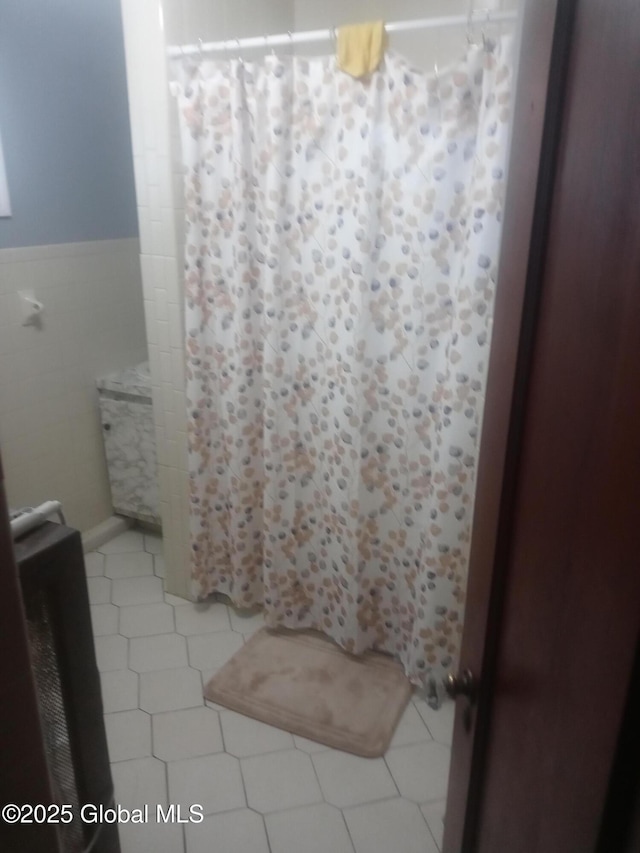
[173,36,513,685]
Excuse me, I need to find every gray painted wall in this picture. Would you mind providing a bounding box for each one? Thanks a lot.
[0,0,138,249]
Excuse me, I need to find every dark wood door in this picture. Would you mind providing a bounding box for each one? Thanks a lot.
[445,0,640,850]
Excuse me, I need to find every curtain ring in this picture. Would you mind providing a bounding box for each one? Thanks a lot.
[198,37,204,59]
[288,30,293,54]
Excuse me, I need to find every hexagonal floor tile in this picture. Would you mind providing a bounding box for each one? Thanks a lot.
[165,592,192,607]
[117,819,184,853]
[185,808,269,853]
[99,530,145,554]
[311,750,397,808]
[175,603,231,635]
[90,603,119,636]
[105,551,154,579]
[343,798,439,853]
[220,709,294,758]
[84,552,105,576]
[144,533,163,555]
[153,706,223,761]
[187,631,243,680]
[87,576,111,604]
[111,756,168,810]
[104,710,151,762]
[94,634,128,672]
[389,701,433,748]
[119,603,175,638]
[413,698,455,746]
[168,753,245,816]
[129,633,188,672]
[385,741,451,803]
[112,576,164,606]
[240,749,322,814]
[100,669,139,714]
[266,803,354,853]
[140,667,204,714]
[421,799,446,851]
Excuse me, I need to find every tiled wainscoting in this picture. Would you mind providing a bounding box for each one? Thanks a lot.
[0,239,147,530]
[88,530,452,853]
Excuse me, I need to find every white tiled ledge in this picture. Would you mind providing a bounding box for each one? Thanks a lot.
[0,237,140,264]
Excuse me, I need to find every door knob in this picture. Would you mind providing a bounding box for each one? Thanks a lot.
[444,669,478,700]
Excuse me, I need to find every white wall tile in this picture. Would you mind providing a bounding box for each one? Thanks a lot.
[148,184,162,220]
[137,207,153,255]
[133,156,149,205]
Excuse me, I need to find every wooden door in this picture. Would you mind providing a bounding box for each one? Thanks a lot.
[445,0,640,850]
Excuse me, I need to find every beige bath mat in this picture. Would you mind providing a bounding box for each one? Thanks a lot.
[204,627,412,758]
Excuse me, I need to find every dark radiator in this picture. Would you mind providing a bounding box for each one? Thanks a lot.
[15,523,120,853]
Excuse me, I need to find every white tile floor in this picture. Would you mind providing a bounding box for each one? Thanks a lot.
[87,530,453,853]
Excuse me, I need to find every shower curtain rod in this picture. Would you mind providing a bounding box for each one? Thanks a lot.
[166,9,517,58]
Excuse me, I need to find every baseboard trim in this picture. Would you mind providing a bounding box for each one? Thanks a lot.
[82,515,132,553]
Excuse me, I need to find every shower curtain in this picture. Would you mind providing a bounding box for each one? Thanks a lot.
[174,36,513,684]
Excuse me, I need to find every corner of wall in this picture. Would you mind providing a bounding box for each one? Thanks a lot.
[120,0,191,600]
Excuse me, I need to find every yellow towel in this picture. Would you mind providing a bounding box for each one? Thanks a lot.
[337,21,386,79]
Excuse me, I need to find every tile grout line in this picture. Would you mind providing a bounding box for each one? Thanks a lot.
[231,754,250,842]
[308,749,329,809]
[341,792,410,815]
[339,806,358,853]
[421,808,443,853]
[261,810,274,853]
[382,753,402,798]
